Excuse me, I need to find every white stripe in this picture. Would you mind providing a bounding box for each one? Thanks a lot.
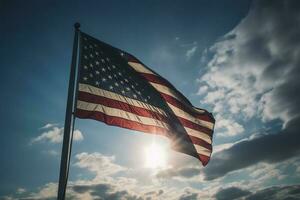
[184,127,212,144]
[78,83,167,117]
[194,144,211,156]
[193,107,205,114]
[77,100,171,130]
[150,82,184,102]
[167,103,214,130]
[128,62,154,74]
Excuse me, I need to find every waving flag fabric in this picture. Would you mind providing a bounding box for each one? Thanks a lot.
[75,32,215,166]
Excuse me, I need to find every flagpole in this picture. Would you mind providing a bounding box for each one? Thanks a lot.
[57,22,80,200]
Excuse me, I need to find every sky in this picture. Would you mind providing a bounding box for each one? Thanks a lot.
[1,0,300,199]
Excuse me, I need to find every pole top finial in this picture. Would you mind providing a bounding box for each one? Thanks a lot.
[74,23,80,30]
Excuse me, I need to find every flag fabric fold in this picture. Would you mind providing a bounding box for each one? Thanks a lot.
[75,32,215,166]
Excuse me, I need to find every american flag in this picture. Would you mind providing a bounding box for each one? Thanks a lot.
[75,32,215,166]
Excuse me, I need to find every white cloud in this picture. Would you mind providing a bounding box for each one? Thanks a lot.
[39,123,59,130]
[215,117,244,137]
[16,188,26,194]
[31,125,83,144]
[197,85,208,95]
[74,152,126,178]
[198,0,300,129]
[186,46,197,60]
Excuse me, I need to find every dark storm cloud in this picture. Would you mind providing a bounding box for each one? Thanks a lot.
[244,184,300,200]
[214,185,300,200]
[72,183,142,200]
[204,116,300,180]
[214,187,251,200]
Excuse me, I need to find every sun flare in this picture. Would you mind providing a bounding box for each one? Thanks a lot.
[145,143,167,169]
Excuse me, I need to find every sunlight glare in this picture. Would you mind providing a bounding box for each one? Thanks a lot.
[145,143,167,169]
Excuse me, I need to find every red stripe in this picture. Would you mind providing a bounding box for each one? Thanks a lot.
[140,73,170,87]
[178,117,213,136]
[76,109,170,136]
[160,93,215,123]
[189,136,212,150]
[78,91,169,123]
[198,154,210,166]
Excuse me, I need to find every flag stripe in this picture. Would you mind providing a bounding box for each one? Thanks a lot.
[76,108,213,156]
[76,109,170,136]
[199,154,210,166]
[78,91,170,123]
[160,93,214,122]
[128,61,155,75]
[79,83,213,137]
[77,100,170,129]
[167,103,214,129]
[184,127,212,144]
[189,135,212,150]
[78,83,167,116]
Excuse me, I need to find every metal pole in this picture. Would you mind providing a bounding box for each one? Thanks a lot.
[57,22,80,200]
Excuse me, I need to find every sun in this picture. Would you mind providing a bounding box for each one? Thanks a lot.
[144,143,167,169]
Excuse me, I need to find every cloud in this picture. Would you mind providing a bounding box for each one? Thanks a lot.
[214,187,251,200]
[39,123,59,130]
[214,116,244,137]
[243,184,300,200]
[155,166,201,180]
[74,152,126,178]
[186,46,197,60]
[203,116,300,180]
[31,126,83,144]
[198,0,300,127]
[71,183,142,200]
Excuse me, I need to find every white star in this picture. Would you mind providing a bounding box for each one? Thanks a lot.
[133,94,137,98]
[107,66,111,70]
[95,61,100,65]
[90,54,94,58]
[101,59,105,63]
[121,90,125,94]
[131,85,135,89]
[109,86,114,90]
[89,73,93,77]
[95,81,100,86]
[95,51,99,55]
[89,63,93,68]
[84,55,88,59]
[135,82,139,86]
[106,57,110,61]
[120,80,124,84]
[108,75,112,79]
[126,87,130,91]
[147,96,151,99]
[144,99,148,102]
[120,52,124,56]
[101,68,106,72]
[102,78,107,82]
[83,77,88,81]
[84,65,88,69]
[118,72,122,76]
[95,71,100,75]
[112,65,116,69]
[137,91,141,95]
[113,74,117,78]
[124,79,129,82]
[114,82,119,86]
